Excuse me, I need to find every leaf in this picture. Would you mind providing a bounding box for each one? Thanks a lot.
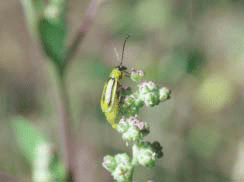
[39,18,67,69]
[13,116,45,164]
[50,152,66,181]
[13,116,66,180]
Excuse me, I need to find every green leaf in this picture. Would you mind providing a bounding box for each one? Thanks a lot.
[50,152,66,181]
[13,116,67,180]
[39,18,66,70]
[13,116,45,164]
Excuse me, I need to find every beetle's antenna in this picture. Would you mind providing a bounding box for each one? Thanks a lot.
[119,35,130,66]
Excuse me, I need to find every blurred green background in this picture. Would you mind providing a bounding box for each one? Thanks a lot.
[1,0,244,181]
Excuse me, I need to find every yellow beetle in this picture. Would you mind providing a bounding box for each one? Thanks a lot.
[100,36,129,128]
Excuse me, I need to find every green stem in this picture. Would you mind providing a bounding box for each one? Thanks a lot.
[57,70,76,181]
[128,146,139,182]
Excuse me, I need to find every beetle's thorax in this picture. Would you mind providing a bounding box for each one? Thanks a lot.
[109,69,123,80]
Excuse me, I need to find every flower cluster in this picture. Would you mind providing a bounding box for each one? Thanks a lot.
[116,116,150,144]
[103,140,164,181]
[120,71,171,116]
[103,153,133,182]
[133,141,163,168]
[102,69,170,182]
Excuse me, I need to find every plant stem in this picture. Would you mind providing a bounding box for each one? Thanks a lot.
[57,70,76,181]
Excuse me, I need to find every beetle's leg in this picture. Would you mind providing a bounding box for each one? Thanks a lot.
[124,71,130,77]
[117,83,123,103]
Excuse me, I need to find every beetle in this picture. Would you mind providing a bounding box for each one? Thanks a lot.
[100,36,129,128]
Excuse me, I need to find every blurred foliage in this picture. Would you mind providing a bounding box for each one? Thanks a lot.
[14,116,66,181]
[0,0,244,181]
[186,49,205,74]
[20,0,44,38]
[39,18,66,69]
[14,116,45,164]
